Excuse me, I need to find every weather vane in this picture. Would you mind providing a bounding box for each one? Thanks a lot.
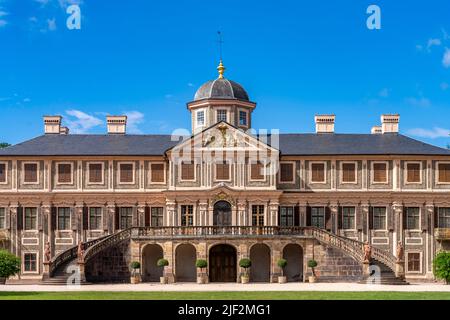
[217,31,224,61]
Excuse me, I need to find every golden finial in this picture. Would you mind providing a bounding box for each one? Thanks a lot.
[217,60,226,79]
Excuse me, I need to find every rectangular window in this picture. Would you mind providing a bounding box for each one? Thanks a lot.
[311,163,325,183]
[0,208,5,229]
[151,207,164,227]
[88,163,103,183]
[216,162,230,180]
[181,205,194,226]
[57,163,72,184]
[311,207,325,228]
[279,207,294,226]
[407,252,421,272]
[372,207,386,230]
[438,163,450,183]
[438,208,450,228]
[342,163,356,183]
[342,207,355,230]
[89,207,102,230]
[406,207,420,230]
[280,163,294,183]
[24,163,38,183]
[0,163,6,183]
[57,207,71,230]
[373,162,387,183]
[250,161,264,180]
[119,163,134,183]
[406,163,421,183]
[24,253,37,272]
[150,163,165,183]
[181,162,195,181]
[239,110,247,126]
[24,208,37,230]
[252,205,265,226]
[119,207,133,229]
[196,110,205,126]
[217,110,227,122]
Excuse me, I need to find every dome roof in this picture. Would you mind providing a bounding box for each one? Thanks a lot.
[194,78,249,101]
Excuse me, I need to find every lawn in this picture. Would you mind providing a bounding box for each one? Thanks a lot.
[0,291,449,300]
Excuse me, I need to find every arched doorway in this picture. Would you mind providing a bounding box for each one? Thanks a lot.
[142,244,164,282]
[213,201,232,226]
[209,244,237,282]
[283,244,303,282]
[175,244,197,282]
[250,243,271,282]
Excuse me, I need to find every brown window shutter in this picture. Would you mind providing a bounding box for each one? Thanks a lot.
[145,207,150,226]
[325,207,331,231]
[368,207,374,230]
[306,206,311,226]
[338,207,343,229]
[373,163,386,182]
[439,164,450,183]
[181,163,194,180]
[17,207,23,230]
[83,207,89,230]
[402,208,407,230]
[24,163,37,182]
[280,163,293,182]
[251,162,264,180]
[435,207,439,228]
[114,207,120,230]
[294,206,300,226]
[50,207,57,230]
[342,163,355,182]
[151,164,164,182]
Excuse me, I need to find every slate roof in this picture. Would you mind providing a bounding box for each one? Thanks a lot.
[194,78,250,101]
[0,133,449,157]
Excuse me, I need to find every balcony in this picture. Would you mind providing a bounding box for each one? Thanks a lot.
[435,228,450,241]
[133,226,312,239]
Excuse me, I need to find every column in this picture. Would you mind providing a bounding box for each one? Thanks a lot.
[137,203,146,227]
[74,203,84,242]
[392,202,403,245]
[198,201,208,226]
[9,203,18,256]
[268,201,279,227]
[329,202,339,234]
[237,201,246,226]
[166,200,176,227]
[299,204,307,227]
[360,202,370,243]
[106,202,116,234]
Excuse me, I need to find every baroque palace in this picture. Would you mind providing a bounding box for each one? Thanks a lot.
[0,61,449,285]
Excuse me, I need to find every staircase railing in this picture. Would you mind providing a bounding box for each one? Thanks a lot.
[304,227,397,272]
[49,235,108,277]
[83,228,133,264]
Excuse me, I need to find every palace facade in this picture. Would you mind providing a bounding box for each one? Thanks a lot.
[0,62,449,284]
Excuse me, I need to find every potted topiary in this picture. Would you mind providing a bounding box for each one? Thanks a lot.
[308,259,318,283]
[130,261,141,284]
[277,258,287,284]
[157,258,169,284]
[239,258,252,284]
[433,251,450,284]
[0,250,20,285]
[195,259,208,284]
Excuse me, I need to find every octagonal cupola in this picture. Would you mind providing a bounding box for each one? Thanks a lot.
[187,60,256,134]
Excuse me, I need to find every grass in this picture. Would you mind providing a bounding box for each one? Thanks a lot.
[0,291,449,300]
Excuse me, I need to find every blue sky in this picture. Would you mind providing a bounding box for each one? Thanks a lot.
[1,0,449,147]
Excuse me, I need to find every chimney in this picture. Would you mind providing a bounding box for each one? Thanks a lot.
[381,114,399,134]
[371,125,382,134]
[44,116,62,134]
[59,126,70,135]
[315,114,335,134]
[107,115,127,134]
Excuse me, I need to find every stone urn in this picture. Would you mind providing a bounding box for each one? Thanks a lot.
[278,276,287,284]
[308,275,317,283]
[160,276,167,284]
[130,275,140,284]
[241,275,249,284]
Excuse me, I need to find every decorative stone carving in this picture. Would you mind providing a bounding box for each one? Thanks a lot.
[363,242,372,263]
[77,241,84,262]
[44,241,51,262]
[396,241,404,262]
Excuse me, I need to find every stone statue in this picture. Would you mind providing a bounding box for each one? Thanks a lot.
[44,242,51,263]
[363,242,372,263]
[77,241,84,262]
[396,241,404,262]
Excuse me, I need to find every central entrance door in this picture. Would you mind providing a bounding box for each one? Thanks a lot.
[209,244,237,282]
[213,201,232,226]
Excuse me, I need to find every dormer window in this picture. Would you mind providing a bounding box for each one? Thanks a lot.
[217,110,227,122]
[196,110,205,127]
[239,110,248,126]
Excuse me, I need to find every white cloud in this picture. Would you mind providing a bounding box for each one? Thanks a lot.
[408,127,450,139]
[427,38,441,51]
[65,109,103,133]
[58,0,83,8]
[47,18,56,31]
[416,44,423,51]
[165,94,173,99]
[23,98,31,103]
[34,0,50,5]
[187,83,195,87]
[442,28,450,40]
[405,97,431,108]
[441,82,449,91]
[0,9,7,27]
[443,48,450,68]
[124,111,144,134]
[379,88,389,98]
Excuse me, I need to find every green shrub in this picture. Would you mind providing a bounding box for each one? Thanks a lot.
[277,258,287,276]
[157,258,169,268]
[130,261,141,270]
[0,250,20,279]
[308,259,318,276]
[239,258,251,276]
[196,259,207,270]
[433,251,450,284]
